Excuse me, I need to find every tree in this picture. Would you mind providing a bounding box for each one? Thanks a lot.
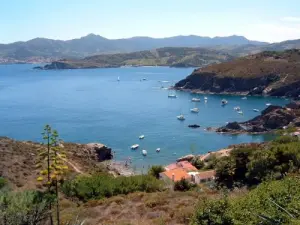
[191,157,205,170]
[215,157,236,189]
[37,125,68,225]
[148,165,165,179]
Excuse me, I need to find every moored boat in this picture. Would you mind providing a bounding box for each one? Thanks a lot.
[139,135,145,139]
[191,98,201,102]
[190,108,199,113]
[156,148,161,152]
[142,150,147,156]
[177,114,185,120]
[221,99,228,105]
[253,109,259,112]
[131,144,139,150]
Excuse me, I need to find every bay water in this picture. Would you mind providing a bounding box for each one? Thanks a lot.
[0,64,288,170]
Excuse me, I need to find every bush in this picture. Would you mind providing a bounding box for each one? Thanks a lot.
[148,165,165,179]
[62,173,164,201]
[0,177,6,189]
[0,190,51,225]
[191,158,204,170]
[273,135,298,144]
[174,179,194,191]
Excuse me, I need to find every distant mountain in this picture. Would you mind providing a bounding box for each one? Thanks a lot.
[213,39,300,57]
[37,47,235,69]
[0,34,267,60]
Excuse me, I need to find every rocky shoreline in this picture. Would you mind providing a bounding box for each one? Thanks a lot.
[216,101,300,134]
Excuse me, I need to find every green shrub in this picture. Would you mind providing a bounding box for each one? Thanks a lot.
[191,158,204,170]
[62,173,164,201]
[0,190,51,225]
[148,165,165,179]
[273,135,299,144]
[174,179,194,192]
[0,177,6,189]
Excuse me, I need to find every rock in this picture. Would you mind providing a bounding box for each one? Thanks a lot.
[177,154,195,162]
[86,143,113,161]
[217,122,244,133]
[188,124,201,128]
[293,118,300,127]
[286,101,300,109]
[248,125,266,133]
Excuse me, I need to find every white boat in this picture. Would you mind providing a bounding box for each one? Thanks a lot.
[142,150,147,156]
[156,148,161,152]
[241,97,247,100]
[191,98,201,102]
[253,109,259,112]
[168,94,177,98]
[238,111,243,114]
[234,106,241,111]
[131,144,139,150]
[139,135,145,139]
[204,97,208,100]
[177,114,185,120]
[266,103,272,106]
[205,99,208,103]
[190,108,199,113]
[221,99,228,105]
[117,76,120,81]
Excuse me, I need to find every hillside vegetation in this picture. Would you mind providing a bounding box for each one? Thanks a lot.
[175,49,300,97]
[39,47,234,69]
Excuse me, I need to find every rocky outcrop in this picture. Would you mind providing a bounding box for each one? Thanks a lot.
[177,154,195,162]
[216,122,245,133]
[175,49,300,97]
[217,104,298,133]
[86,143,113,161]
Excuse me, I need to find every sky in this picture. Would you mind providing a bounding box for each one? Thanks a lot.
[1,0,300,44]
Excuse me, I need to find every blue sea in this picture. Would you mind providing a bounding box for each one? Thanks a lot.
[0,64,288,170]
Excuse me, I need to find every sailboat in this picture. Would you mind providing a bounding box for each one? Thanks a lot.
[142,150,147,156]
[191,98,201,102]
[117,76,120,81]
[221,99,228,105]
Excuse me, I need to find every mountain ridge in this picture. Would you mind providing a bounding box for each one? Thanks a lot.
[0,34,267,62]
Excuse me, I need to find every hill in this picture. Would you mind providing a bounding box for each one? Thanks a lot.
[37,47,235,69]
[175,49,300,97]
[0,34,266,62]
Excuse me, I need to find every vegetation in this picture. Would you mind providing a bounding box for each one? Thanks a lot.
[192,176,300,225]
[0,190,51,225]
[215,136,300,188]
[174,178,195,192]
[148,165,165,179]
[62,173,164,201]
[191,157,205,170]
[0,177,6,189]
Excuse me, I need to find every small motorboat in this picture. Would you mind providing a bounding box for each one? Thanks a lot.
[221,99,228,105]
[156,148,161,152]
[191,98,201,102]
[139,135,145,139]
[117,76,120,81]
[190,108,200,113]
[177,114,185,120]
[266,103,272,106]
[142,150,147,156]
[168,94,177,98]
[234,106,241,111]
[204,99,208,103]
[238,111,243,115]
[204,97,208,100]
[131,144,139,150]
[253,109,259,112]
[241,97,247,100]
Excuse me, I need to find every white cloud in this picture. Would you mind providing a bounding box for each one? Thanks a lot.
[280,17,300,22]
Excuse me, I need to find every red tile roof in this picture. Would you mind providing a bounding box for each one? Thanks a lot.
[162,168,191,182]
[165,161,197,172]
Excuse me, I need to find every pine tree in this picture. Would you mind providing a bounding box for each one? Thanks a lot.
[37,125,68,225]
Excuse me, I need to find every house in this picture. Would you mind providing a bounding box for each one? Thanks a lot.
[193,170,216,183]
[164,160,197,172]
[160,168,191,182]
